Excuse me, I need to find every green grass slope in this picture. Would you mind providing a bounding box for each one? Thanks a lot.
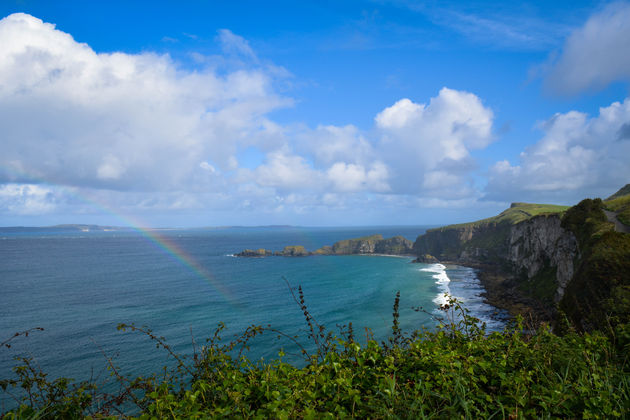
[559,198,630,331]
[439,202,570,230]
[604,184,630,227]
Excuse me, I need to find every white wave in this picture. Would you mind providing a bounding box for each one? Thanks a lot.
[420,263,452,306]
[225,253,236,257]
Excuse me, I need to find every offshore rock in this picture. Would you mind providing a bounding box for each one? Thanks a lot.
[236,235,414,257]
[236,248,273,257]
[275,245,309,257]
[316,235,413,255]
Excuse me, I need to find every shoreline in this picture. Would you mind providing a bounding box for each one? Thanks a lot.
[421,262,511,330]
[440,260,554,326]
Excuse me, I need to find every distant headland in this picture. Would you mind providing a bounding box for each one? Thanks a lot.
[236,234,414,257]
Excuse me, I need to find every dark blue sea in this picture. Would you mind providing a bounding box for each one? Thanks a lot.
[0,225,507,410]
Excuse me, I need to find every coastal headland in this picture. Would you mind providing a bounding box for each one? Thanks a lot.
[237,184,630,331]
[236,234,414,257]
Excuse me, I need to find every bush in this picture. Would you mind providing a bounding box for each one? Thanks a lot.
[2,294,629,419]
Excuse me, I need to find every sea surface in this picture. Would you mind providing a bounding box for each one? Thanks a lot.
[0,226,507,409]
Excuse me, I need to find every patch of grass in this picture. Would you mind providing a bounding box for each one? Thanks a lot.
[434,203,570,231]
[604,195,630,227]
[606,184,630,201]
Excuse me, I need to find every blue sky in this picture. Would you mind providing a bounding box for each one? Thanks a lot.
[0,0,629,227]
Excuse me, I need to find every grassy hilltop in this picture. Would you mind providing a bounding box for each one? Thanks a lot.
[438,202,570,230]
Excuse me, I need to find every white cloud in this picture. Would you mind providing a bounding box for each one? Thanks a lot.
[544,2,630,94]
[326,161,390,193]
[252,151,320,190]
[298,124,374,166]
[485,97,630,202]
[0,13,501,222]
[0,13,289,192]
[199,161,216,173]
[395,2,572,51]
[375,87,493,195]
[217,29,257,60]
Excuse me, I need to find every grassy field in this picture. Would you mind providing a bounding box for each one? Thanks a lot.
[432,203,570,231]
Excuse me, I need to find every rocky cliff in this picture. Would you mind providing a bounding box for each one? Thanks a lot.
[412,195,630,331]
[507,214,578,303]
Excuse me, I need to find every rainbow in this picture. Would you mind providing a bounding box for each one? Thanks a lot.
[0,166,238,306]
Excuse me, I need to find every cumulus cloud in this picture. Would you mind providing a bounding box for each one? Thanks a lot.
[298,124,374,166]
[327,162,390,193]
[0,13,501,222]
[544,2,630,94]
[252,151,320,190]
[375,87,494,195]
[485,98,630,202]
[0,13,289,193]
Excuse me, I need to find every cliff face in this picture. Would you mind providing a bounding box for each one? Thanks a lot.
[412,197,630,331]
[331,235,384,254]
[413,213,579,306]
[507,215,578,302]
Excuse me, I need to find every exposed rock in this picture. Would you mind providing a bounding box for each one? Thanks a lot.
[236,235,413,257]
[236,248,273,257]
[275,245,309,257]
[507,214,578,302]
[331,234,383,254]
[412,254,439,264]
[412,214,580,321]
[375,236,414,255]
[312,245,333,255]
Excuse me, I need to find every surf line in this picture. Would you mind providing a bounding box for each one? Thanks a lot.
[0,168,238,306]
[420,263,452,307]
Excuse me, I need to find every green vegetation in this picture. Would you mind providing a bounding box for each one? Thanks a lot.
[606,184,630,201]
[2,296,629,419]
[604,183,630,227]
[605,195,630,227]
[435,202,570,231]
[559,198,630,331]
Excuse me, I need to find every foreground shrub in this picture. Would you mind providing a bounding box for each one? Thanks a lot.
[2,293,629,419]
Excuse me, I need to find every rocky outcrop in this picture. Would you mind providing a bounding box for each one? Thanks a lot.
[375,236,414,255]
[320,235,413,255]
[235,235,414,257]
[412,223,509,264]
[412,254,439,264]
[236,248,274,257]
[507,215,578,302]
[275,245,309,257]
[328,234,383,254]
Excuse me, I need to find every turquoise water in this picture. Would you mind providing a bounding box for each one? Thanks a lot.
[0,226,506,409]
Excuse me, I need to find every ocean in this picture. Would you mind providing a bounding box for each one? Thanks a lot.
[0,225,507,409]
